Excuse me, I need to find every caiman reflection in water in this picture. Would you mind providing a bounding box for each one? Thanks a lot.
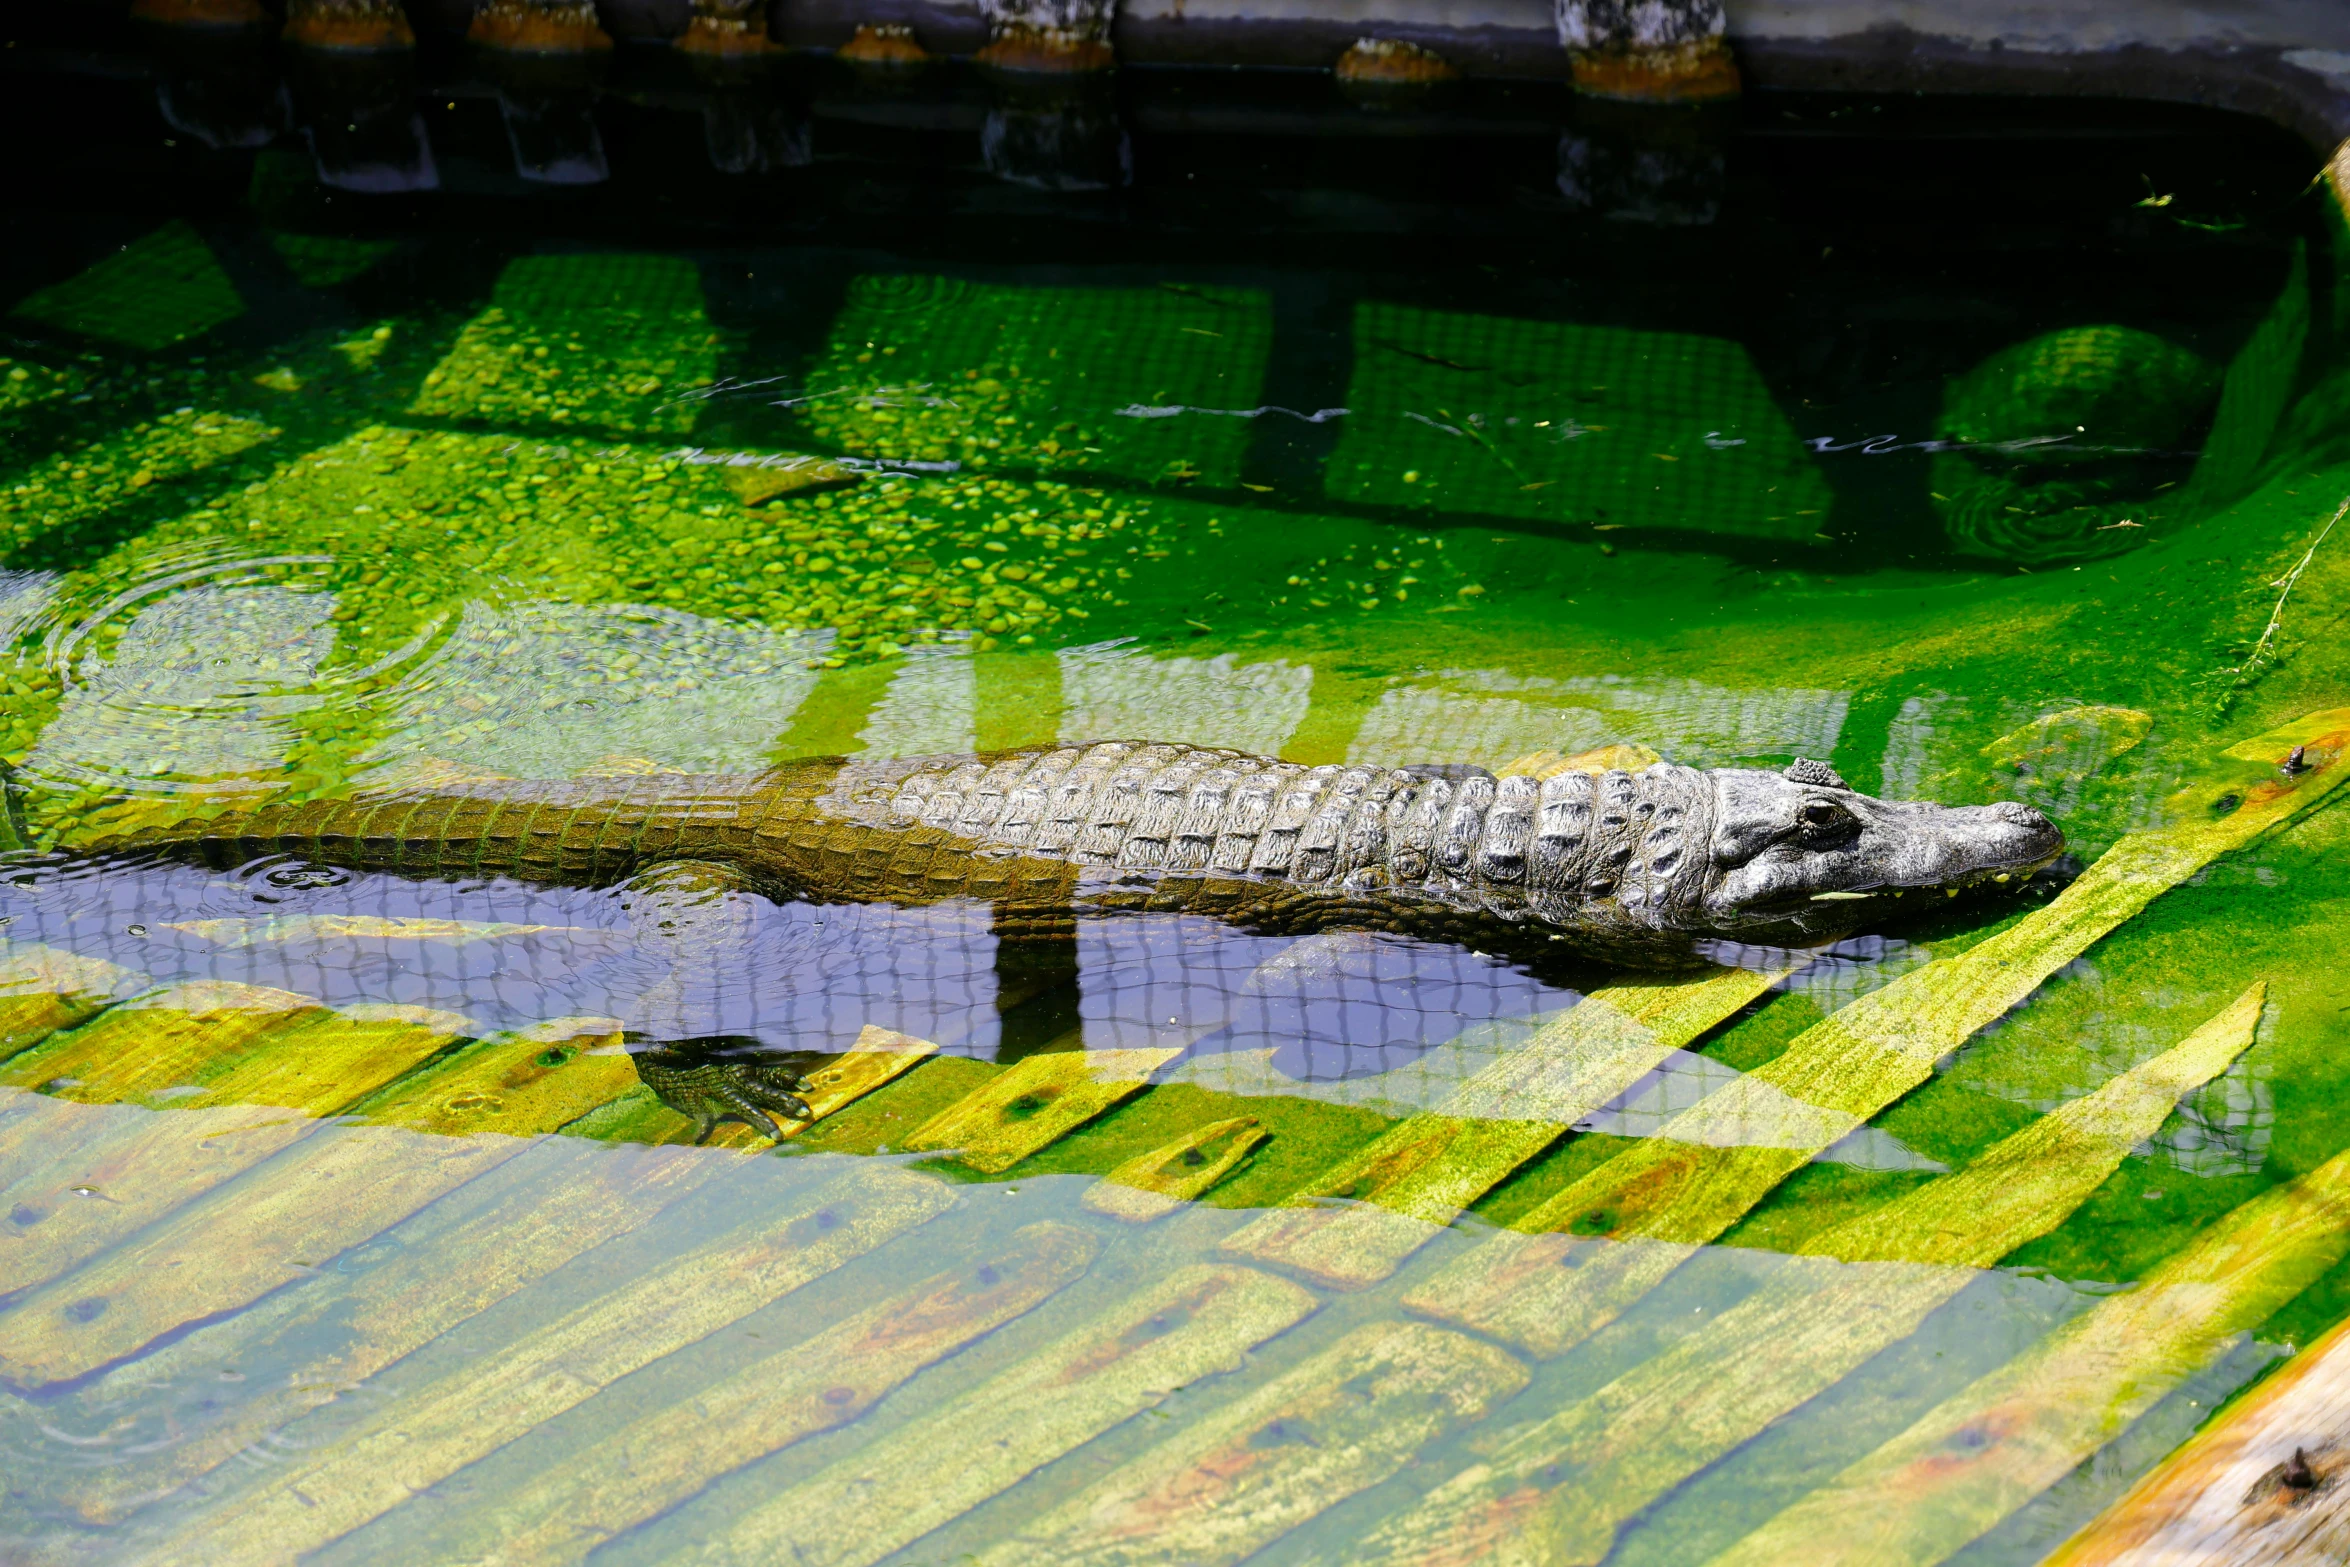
[33,740,2062,1138]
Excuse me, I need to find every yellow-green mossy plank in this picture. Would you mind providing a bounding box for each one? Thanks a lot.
[8,221,244,349]
[1083,1115,1269,1223]
[143,1163,956,1567]
[50,1134,734,1526]
[969,1321,1527,1567]
[355,1016,636,1136]
[1707,1134,2350,1567]
[1220,965,1780,1290]
[1405,710,2350,1358]
[1325,303,1838,538]
[1351,985,2266,1567]
[0,1090,314,1297]
[1814,982,2266,1267]
[692,1263,1321,1567]
[388,1220,1098,1567]
[0,980,329,1103]
[88,1001,467,1117]
[0,1118,528,1389]
[564,1023,940,1150]
[796,275,1273,487]
[905,1046,1183,1174]
[409,253,714,435]
[0,944,143,1060]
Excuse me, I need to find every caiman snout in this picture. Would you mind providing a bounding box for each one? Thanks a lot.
[1957,799,2065,872]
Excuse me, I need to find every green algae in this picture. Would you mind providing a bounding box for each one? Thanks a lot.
[10,221,246,351]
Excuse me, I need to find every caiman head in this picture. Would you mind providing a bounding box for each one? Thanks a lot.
[1696,758,2064,941]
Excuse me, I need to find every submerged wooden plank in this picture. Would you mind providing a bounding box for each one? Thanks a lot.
[50,1133,733,1526]
[36,1000,473,1115]
[2047,1302,2350,1566]
[352,1016,635,1137]
[0,944,143,1060]
[697,1263,1322,1567]
[0,1118,526,1388]
[970,1321,1528,1567]
[905,1046,1182,1174]
[1084,1116,1269,1223]
[0,980,326,1101]
[391,1220,1098,1567]
[562,1023,942,1150]
[1221,965,1783,1290]
[1707,1138,2350,1567]
[1354,985,2269,1567]
[142,1162,956,1567]
[0,1092,315,1298]
[1407,710,2350,1357]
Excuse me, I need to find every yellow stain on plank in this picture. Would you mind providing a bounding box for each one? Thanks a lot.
[354,1016,635,1137]
[1497,743,1665,780]
[393,1221,1097,1567]
[1707,1126,2350,1567]
[142,1163,956,1567]
[53,1134,736,1526]
[0,1089,313,1297]
[905,1046,1182,1174]
[161,914,597,948]
[694,1263,1320,1567]
[968,1321,1528,1567]
[1354,985,2267,1567]
[1221,963,1782,1291]
[1405,707,2350,1360]
[1083,1115,1269,1223]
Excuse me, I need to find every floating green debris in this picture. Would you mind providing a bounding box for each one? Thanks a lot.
[796,275,1272,486]
[8,221,246,351]
[0,407,281,557]
[411,254,717,437]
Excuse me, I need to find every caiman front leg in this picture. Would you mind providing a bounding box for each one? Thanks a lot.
[616,858,814,1142]
[633,1045,814,1143]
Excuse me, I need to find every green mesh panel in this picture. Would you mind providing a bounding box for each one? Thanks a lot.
[795,276,1271,487]
[269,233,401,289]
[410,254,716,437]
[8,221,245,351]
[1326,303,1835,538]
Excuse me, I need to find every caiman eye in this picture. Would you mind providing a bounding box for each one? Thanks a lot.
[1796,800,1856,843]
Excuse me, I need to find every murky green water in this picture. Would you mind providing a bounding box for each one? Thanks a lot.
[3,44,2349,1564]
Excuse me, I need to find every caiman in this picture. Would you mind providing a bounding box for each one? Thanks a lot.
[19,741,2063,1139]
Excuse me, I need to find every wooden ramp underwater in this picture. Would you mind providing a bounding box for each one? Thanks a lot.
[1,708,2346,1566]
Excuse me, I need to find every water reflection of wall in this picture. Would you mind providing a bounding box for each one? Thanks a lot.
[1058,642,1312,754]
[359,599,827,780]
[23,582,337,797]
[858,633,978,756]
[1349,667,1848,769]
